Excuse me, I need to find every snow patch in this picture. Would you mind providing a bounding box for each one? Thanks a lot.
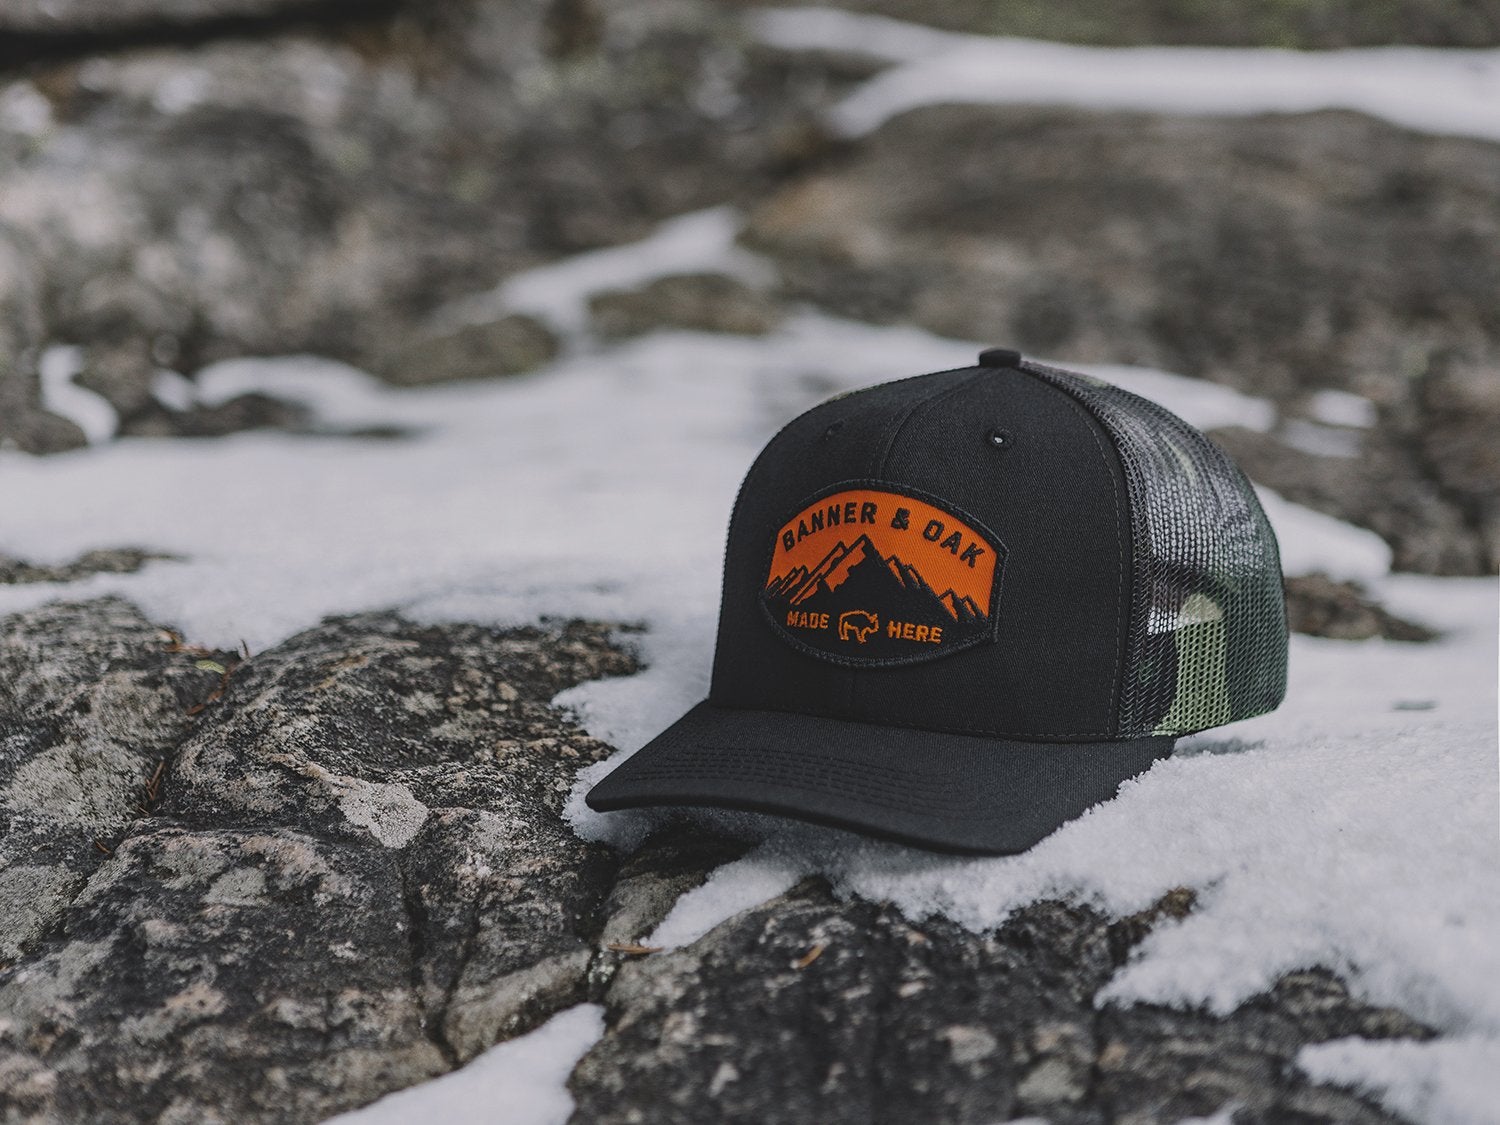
[1172,1107,1240,1125]
[1308,388,1377,429]
[1255,486,1391,581]
[194,355,397,431]
[1299,1035,1500,1125]
[434,206,774,337]
[150,369,197,413]
[752,8,1500,142]
[646,844,805,949]
[322,1003,604,1125]
[0,81,53,137]
[1278,418,1363,459]
[39,346,117,445]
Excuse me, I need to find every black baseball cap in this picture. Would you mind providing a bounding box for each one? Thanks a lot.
[587,349,1288,854]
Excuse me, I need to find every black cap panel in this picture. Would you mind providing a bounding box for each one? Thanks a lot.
[710,368,979,719]
[858,368,1131,738]
[712,365,1132,741]
[1019,360,1288,737]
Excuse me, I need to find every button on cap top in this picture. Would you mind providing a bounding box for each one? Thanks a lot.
[978,348,1022,369]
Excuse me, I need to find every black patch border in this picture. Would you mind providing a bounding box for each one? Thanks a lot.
[757,478,1007,668]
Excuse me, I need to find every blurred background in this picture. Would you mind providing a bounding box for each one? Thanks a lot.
[1,0,1497,579]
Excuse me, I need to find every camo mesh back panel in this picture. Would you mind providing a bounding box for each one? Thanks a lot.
[1022,361,1288,737]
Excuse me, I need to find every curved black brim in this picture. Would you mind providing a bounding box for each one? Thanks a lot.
[585,702,1174,855]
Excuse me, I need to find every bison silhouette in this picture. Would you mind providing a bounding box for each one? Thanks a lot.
[838,610,879,644]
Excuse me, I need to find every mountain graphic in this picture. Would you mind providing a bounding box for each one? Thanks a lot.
[939,590,984,620]
[765,535,987,628]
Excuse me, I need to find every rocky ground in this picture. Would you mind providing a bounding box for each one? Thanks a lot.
[0,598,1437,1124]
[1,0,1496,1120]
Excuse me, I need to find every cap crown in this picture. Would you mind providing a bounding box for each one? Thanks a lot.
[710,358,1287,742]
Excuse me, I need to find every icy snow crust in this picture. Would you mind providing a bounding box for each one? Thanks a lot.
[3,205,1495,1120]
[324,1004,603,1125]
[751,6,1500,143]
[1300,1034,1500,1125]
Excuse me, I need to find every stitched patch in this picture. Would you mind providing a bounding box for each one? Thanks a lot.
[760,484,1005,667]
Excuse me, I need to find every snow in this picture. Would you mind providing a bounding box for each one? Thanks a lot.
[0,303,998,652]
[750,6,973,63]
[323,1004,604,1125]
[1300,1034,1500,1125]
[751,7,1500,142]
[431,206,774,337]
[0,81,53,137]
[38,345,118,445]
[3,204,1496,1120]
[1172,1109,1239,1125]
[573,581,1499,1011]
[193,355,406,432]
[1278,418,1364,459]
[647,845,805,949]
[150,369,197,413]
[1308,388,1378,429]
[1252,486,1391,581]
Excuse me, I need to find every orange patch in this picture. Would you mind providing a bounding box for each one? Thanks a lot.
[767,488,996,617]
[761,486,1003,665]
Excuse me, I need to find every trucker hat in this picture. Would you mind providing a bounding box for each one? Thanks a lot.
[587,348,1288,854]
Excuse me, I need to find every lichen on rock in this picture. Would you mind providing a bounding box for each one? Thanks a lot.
[0,598,644,1121]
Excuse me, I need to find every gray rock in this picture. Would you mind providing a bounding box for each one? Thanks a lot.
[594,824,752,952]
[2,826,449,1123]
[72,340,159,421]
[569,879,1426,1124]
[6,0,1495,50]
[377,314,560,387]
[0,0,325,35]
[1209,424,1491,576]
[0,599,641,1122]
[0,404,87,455]
[1099,969,1435,1125]
[1414,354,1500,570]
[0,226,83,454]
[726,0,1500,47]
[589,273,784,339]
[0,0,844,448]
[0,548,180,585]
[744,104,1500,573]
[748,105,1500,408]
[120,390,314,440]
[1285,572,1438,642]
[0,598,228,965]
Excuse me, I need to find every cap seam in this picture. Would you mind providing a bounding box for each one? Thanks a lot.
[853,368,995,714]
[871,368,990,480]
[715,363,980,705]
[1018,360,1131,736]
